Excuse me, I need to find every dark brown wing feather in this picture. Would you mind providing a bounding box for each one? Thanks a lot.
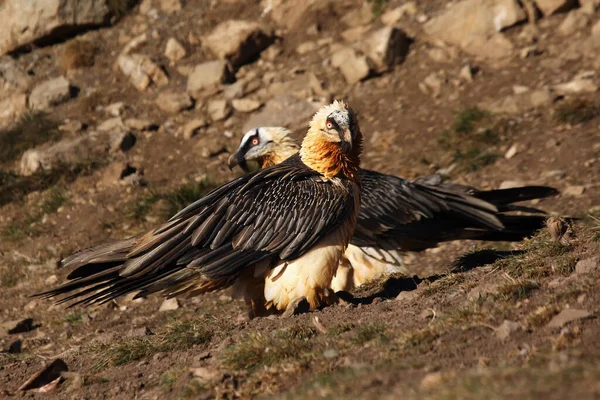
[37,154,358,306]
[353,169,557,252]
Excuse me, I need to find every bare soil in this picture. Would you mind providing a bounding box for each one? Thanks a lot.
[1,1,600,398]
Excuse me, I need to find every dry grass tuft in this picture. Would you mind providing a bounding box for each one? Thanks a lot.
[59,40,99,71]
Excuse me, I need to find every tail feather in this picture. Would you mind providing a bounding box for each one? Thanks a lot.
[473,186,559,208]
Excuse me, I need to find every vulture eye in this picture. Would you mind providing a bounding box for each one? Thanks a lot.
[326,121,334,130]
[251,137,259,145]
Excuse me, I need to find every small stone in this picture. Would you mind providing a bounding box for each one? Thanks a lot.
[513,85,530,95]
[159,298,180,312]
[204,20,273,67]
[496,320,520,340]
[158,0,182,13]
[296,41,318,54]
[125,118,156,131]
[97,117,125,132]
[499,180,525,189]
[110,130,137,153]
[575,257,599,274]
[534,0,578,16]
[105,102,124,117]
[100,162,140,187]
[19,359,68,391]
[558,10,591,36]
[564,185,585,197]
[187,61,234,97]
[232,98,262,113]
[190,367,222,382]
[396,290,419,302]
[341,26,371,43]
[505,143,519,159]
[323,348,338,359]
[542,170,566,180]
[156,91,194,114]
[361,26,410,73]
[44,275,58,285]
[331,47,370,84]
[459,64,474,82]
[381,2,417,26]
[165,37,187,62]
[182,119,208,139]
[420,372,444,390]
[28,76,73,110]
[116,53,168,91]
[546,308,591,328]
[553,78,598,95]
[127,327,154,338]
[207,99,231,121]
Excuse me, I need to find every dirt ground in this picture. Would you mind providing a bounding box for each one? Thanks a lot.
[1,0,600,398]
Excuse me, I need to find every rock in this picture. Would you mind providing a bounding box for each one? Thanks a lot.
[546,308,592,328]
[156,91,193,114]
[558,10,591,36]
[323,348,339,359]
[296,41,319,54]
[243,95,319,133]
[182,119,207,139]
[204,20,273,68]
[19,359,68,391]
[564,185,585,197]
[553,77,598,95]
[396,290,420,302]
[232,98,262,113]
[575,257,599,274]
[381,2,418,25]
[0,0,111,55]
[0,93,27,127]
[534,0,578,15]
[116,53,168,91]
[100,162,141,187]
[28,76,73,110]
[44,275,58,285]
[499,180,525,189]
[331,47,370,84]
[20,130,129,175]
[127,327,154,338]
[105,102,124,117]
[109,130,137,153]
[282,297,310,317]
[496,320,520,340]
[207,100,231,121]
[165,37,186,62]
[542,170,567,179]
[97,117,125,132]
[125,118,156,131]
[361,26,411,73]
[341,26,371,43]
[420,372,444,390]
[0,57,31,95]
[158,0,182,13]
[423,0,525,60]
[423,73,443,97]
[190,367,222,382]
[187,61,234,97]
[1,318,37,337]
[459,64,475,82]
[505,143,519,159]
[159,298,180,312]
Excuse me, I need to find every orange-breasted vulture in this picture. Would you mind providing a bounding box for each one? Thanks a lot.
[38,101,363,316]
[227,127,560,291]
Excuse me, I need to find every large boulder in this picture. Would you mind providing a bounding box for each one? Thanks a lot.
[0,0,111,55]
[242,95,319,133]
[424,0,526,60]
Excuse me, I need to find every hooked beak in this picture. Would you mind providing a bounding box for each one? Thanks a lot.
[227,150,250,172]
[339,128,352,152]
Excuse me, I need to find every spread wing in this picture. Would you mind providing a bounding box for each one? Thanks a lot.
[38,154,358,306]
[352,169,553,255]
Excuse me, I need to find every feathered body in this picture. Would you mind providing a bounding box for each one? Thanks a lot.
[39,101,363,315]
